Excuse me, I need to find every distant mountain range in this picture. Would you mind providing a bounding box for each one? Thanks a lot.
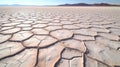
[0,3,120,6]
[59,3,120,6]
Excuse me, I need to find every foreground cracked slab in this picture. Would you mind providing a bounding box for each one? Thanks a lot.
[0,6,120,67]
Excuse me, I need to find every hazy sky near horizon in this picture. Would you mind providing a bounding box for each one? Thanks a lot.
[0,0,120,5]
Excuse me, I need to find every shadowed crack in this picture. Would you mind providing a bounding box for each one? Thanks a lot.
[0,48,25,61]
[85,55,112,67]
[54,47,85,67]
[34,48,39,67]
[9,34,34,42]
[114,66,120,67]
[0,34,12,44]
[117,47,120,50]
[54,48,65,67]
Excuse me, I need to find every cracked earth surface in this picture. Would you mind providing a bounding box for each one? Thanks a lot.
[0,6,120,67]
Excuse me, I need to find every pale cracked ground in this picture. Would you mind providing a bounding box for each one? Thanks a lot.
[0,6,120,67]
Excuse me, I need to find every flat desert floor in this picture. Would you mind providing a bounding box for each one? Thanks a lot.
[0,6,120,67]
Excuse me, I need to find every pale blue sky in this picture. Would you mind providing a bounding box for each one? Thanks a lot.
[0,0,120,5]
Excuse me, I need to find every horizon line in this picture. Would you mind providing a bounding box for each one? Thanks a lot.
[0,2,120,6]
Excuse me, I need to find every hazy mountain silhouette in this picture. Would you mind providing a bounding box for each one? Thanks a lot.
[0,3,120,6]
[59,3,120,6]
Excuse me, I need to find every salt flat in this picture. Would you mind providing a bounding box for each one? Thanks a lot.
[0,6,120,67]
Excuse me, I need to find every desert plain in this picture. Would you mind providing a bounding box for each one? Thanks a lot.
[0,6,120,67]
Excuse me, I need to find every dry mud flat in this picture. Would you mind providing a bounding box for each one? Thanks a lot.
[0,6,120,67]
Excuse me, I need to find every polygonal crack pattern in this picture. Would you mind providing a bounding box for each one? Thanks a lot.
[0,7,120,67]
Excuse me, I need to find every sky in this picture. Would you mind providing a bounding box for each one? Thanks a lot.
[0,0,120,5]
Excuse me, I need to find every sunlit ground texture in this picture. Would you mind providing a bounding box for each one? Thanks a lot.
[0,6,120,67]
